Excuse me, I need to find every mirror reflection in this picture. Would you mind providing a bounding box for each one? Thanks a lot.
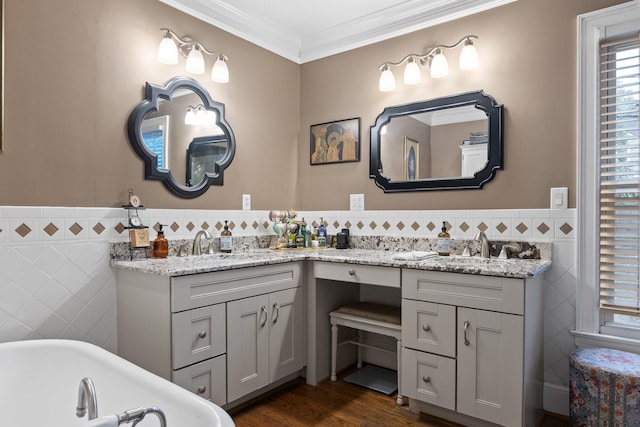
[380,105,487,181]
[369,90,503,192]
[127,76,235,198]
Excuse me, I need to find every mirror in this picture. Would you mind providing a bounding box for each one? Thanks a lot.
[370,90,503,192]
[127,76,235,198]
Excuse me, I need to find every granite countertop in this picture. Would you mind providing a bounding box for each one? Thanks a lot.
[110,248,552,279]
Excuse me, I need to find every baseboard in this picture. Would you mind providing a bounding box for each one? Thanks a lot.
[543,382,569,416]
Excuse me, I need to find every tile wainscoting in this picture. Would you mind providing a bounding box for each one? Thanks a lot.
[0,206,576,414]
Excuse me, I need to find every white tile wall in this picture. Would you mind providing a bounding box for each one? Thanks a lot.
[0,205,577,413]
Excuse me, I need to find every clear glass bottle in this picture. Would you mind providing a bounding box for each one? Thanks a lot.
[318,218,327,247]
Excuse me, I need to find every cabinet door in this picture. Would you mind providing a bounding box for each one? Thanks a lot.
[457,307,524,426]
[402,299,456,358]
[227,294,270,401]
[172,355,226,406]
[172,304,226,370]
[269,287,305,383]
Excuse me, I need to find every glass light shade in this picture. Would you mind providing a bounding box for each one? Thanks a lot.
[185,46,205,74]
[211,57,229,83]
[430,50,449,78]
[379,67,396,92]
[459,41,479,70]
[403,59,421,85]
[195,106,207,124]
[185,108,196,125]
[206,109,217,123]
[381,125,387,135]
[158,35,179,65]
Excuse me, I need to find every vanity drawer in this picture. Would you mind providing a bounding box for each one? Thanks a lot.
[402,300,455,358]
[172,262,302,312]
[173,354,226,406]
[314,262,400,288]
[401,347,455,411]
[402,269,525,315]
[172,303,226,369]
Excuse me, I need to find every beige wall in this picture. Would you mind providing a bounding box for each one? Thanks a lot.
[299,0,626,210]
[0,0,626,210]
[0,0,300,209]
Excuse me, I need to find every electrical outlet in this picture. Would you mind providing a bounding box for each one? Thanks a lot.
[350,194,364,211]
[242,194,251,211]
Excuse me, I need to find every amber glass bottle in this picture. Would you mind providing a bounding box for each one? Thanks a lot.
[436,221,451,256]
[152,224,168,258]
[220,220,233,253]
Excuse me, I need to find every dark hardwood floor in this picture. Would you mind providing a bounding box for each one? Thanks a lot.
[230,375,571,427]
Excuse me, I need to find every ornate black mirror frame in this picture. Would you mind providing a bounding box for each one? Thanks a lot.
[370,90,503,192]
[127,76,235,198]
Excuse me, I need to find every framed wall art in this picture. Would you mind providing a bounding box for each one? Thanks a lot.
[310,117,360,165]
[403,137,419,180]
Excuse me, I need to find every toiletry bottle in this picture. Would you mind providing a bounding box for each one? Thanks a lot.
[437,221,451,256]
[300,218,307,248]
[296,220,305,248]
[152,224,168,258]
[318,218,327,247]
[220,220,232,253]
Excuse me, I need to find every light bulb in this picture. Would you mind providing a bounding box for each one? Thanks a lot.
[430,49,449,78]
[185,108,196,125]
[157,33,178,65]
[211,56,229,83]
[185,45,205,74]
[403,58,421,85]
[379,66,396,92]
[459,39,479,70]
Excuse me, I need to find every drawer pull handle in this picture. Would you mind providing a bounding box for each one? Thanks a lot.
[198,330,207,339]
[197,385,207,394]
[348,269,356,276]
[422,376,431,384]
[422,324,431,332]
[272,302,280,324]
[260,306,268,327]
[463,320,470,346]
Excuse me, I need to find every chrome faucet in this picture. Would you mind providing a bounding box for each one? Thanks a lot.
[118,406,167,427]
[475,231,490,258]
[192,229,213,255]
[76,377,98,420]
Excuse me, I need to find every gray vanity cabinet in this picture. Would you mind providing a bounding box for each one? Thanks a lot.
[401,269,543,427]
[116,262,305,408]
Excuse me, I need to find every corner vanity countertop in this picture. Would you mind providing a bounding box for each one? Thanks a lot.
[110,248,551,279]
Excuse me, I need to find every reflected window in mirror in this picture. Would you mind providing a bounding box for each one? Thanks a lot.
[370,91,502,192]
[128,76,236,198]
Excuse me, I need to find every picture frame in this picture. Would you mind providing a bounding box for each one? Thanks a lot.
[310,117,360,165]
[403,137,419,180]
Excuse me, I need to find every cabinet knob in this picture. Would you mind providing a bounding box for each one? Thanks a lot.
[422,324,431,332]
[348,269,356,276]
[198,330,207,339]
[197,385,207,394]
[422,376,431,384]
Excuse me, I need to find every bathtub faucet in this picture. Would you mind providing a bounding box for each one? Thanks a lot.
[118,406,167,427]
[76,377,99,420]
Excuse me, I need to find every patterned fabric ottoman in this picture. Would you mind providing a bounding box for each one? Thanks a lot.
[570,347,640,426]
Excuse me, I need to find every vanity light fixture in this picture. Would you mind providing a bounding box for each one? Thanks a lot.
[185,104,216,125]
[158,28,229,83]
[378,35,479,92]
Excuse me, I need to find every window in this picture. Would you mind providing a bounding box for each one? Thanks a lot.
[598,34,640,337]
[576,2,640,351]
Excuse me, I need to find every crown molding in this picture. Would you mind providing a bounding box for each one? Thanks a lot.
[160,0,517,64]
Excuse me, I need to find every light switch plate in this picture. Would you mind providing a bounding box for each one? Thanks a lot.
[242,194,251,211]
[550,187,568,209]
[350,194,364,211]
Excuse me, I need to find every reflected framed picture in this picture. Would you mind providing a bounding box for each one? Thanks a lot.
[403,137,419,180]
[310,117,360,165]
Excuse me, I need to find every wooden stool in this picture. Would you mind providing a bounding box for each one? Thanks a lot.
[329,302,403,405]
[570,347,640,426]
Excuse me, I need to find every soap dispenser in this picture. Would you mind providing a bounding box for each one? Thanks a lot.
[152,224,168,258]
[436,221,451,256]
[220,220,232,253]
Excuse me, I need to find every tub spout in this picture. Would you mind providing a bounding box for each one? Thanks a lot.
[76,377,98,420]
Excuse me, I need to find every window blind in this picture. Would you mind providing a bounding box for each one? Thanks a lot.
[599,33,640,316]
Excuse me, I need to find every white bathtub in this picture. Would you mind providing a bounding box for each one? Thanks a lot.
[0,339,234,427]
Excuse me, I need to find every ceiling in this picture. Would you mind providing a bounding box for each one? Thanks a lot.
[159,0,517,63]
